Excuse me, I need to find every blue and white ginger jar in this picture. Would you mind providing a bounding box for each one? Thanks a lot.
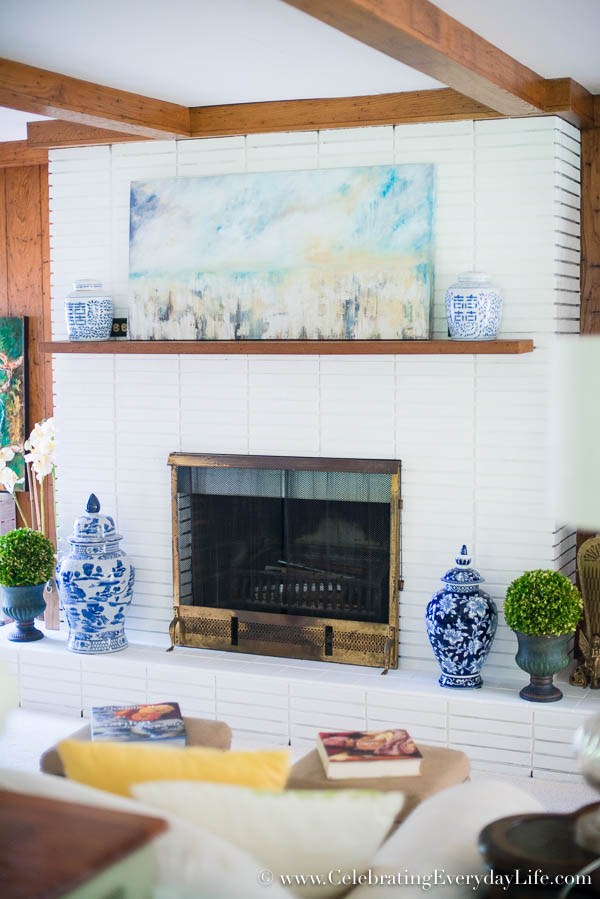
[65,279,113,341]
[445,271,502,340]
[425,545,497,688]
[56,494,135,653]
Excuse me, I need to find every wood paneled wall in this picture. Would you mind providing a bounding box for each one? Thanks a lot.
[0,162,56,626]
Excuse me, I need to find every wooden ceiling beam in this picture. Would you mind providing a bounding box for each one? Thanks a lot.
[26,91,500,150]
[282,0,549,117]
[543,79,594,129]
[0,58,191,139]
[189,88,497,136]
[25,84,597,153]
[27,120,148,149]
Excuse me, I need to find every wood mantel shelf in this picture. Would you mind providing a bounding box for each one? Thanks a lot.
[41,338,534,355]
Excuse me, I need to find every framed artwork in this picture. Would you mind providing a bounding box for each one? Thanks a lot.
[128,164,435,341]
[0,317,26,490]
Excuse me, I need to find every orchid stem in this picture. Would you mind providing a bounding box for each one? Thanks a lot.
[27,461,35,528]
[51,466,57,545]
[40,478,46,538]
[31,467,41,532]
[12,490,28,528]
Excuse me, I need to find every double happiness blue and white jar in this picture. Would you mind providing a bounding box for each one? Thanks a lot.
[65,279,113,341]
[445,271,503,340]
[56,494,135,653]
[426,545,497,688]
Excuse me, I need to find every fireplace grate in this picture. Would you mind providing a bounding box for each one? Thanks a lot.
[230,567,381,620]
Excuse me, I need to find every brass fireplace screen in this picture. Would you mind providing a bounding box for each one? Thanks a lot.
[168,453,401,670]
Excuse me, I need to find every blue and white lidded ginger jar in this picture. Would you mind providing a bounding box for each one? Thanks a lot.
[65,279,113,341]
[56,494,135,653]
[445,271,503,340]
[426,545,497,689]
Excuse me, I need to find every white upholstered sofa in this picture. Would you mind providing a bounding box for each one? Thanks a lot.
[0,664,543,899]
[0,760,544,899]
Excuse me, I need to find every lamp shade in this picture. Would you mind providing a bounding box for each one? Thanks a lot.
[551,336,600,531]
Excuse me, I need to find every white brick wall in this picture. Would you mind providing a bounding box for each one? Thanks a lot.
[49,117,581,682]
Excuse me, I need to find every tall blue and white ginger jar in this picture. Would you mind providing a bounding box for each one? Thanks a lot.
[426,545,497,688]
[56,494,135,653]
[445,271,503,340]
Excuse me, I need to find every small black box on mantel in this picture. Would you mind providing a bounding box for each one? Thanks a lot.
[111,317,128,339]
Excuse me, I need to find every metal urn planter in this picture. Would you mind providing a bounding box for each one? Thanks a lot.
[0,527,55,643]
[1,583,47,642]
[56,494,135,654]
[426,545,497,689]
[504,569,583,703]
[513,631,572,702]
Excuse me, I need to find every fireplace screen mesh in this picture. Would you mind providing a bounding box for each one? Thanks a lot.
[175,463,393,624]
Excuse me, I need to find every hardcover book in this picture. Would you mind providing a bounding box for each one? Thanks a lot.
[90,702,186,745]
[316,729,423,779]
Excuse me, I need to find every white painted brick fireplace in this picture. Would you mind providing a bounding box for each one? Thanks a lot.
[4,115,593,780]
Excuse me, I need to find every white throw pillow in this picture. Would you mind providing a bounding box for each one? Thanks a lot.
[349,779,545,898]
[0,768,291,899]
[133,780,404,899]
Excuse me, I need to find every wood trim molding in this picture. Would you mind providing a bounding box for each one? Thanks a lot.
[581,128,600,334]
[0,57,191,139]
[0,140,47,167]
[282,0,546,116]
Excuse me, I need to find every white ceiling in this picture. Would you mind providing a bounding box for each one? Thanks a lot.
[0,0,599,141]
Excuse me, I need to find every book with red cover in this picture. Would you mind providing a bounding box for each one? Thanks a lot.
[91,701,186,745]
[316,728,423,779]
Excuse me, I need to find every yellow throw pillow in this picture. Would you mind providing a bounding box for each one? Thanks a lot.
[58,739,291,797]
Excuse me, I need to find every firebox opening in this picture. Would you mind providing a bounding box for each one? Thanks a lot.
[169,454,401,669]
[189,476,390,623]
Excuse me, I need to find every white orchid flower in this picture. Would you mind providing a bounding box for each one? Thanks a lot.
[32,455,54,481]
[0,466,23,493]
[0,417,57,533]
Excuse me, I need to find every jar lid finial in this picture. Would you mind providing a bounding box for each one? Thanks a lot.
[86,494,100,514]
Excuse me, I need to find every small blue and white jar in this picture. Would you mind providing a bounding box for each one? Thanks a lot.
[65,279,113,341]
[56,494,135,653]
[445,271,503,340]
[426,545,497,688]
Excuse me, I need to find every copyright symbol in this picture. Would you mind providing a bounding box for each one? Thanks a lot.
[258,869,274,886]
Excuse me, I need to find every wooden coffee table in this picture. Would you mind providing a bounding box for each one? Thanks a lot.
[0,789,166,899]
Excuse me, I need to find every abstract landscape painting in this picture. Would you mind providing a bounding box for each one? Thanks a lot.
[129,165,435,340]
[0,318,25,488]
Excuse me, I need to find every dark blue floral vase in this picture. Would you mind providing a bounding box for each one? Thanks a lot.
[426,545,497,688]
[56,494,135,653]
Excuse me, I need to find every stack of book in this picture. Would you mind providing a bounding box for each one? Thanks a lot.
[316,728,423,779]
[90,702,186,746]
